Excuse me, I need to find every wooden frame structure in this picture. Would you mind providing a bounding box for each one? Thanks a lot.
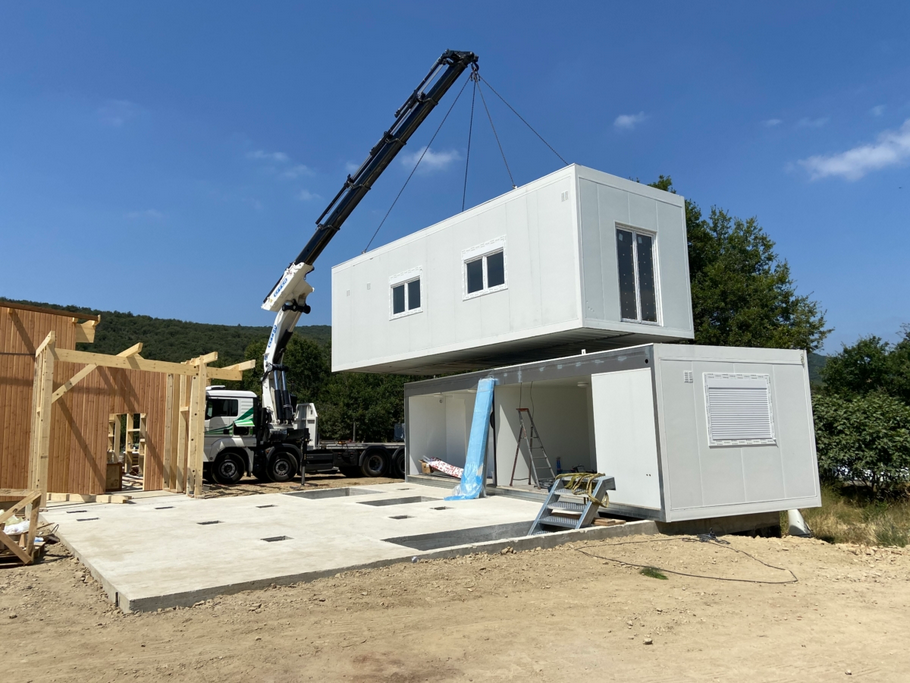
[36,334,254,498]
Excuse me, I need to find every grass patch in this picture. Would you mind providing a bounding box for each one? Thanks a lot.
[790,485,910,547]
[639,566,668,580]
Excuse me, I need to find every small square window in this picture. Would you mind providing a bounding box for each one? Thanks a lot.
[462,242,507,298]
[389,271,422,319]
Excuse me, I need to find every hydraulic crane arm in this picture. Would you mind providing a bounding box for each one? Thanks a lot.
[261,50,478,425]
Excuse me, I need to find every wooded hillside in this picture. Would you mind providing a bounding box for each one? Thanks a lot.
[0,298,330,365]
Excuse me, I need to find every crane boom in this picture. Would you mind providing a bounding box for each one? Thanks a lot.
[261,50,478,426]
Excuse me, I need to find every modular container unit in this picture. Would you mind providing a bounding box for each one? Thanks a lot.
[332,164,694,374]
[404,344,821,522]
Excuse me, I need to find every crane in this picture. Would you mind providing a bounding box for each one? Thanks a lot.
[260,49,479,434]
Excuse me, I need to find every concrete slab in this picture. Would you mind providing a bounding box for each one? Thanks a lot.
[41,483,656,613]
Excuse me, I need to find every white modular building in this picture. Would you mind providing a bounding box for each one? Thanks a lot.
[404,344,821,522]
[332,164,694,374]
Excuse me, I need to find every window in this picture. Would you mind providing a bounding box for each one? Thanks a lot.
[389,269,422,318]
[616,228,658,323]
[704,373,776,446]
[206,398,238,420]
[463,238,507,298]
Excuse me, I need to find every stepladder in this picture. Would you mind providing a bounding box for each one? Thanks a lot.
[510,407,557,489]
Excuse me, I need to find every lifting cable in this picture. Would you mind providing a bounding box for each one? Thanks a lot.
[364,70,569,252]
[476,79,516,189]
[462,71,479,212]
[363,72,473,253]
[479,75,569,167]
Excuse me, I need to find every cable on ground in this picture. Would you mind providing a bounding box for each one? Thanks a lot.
[571,535,799,585]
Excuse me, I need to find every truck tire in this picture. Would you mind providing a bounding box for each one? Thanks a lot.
[360,448,389,477]
[391,447,406,479]
[267,449,298,483]
[212,452,244,485]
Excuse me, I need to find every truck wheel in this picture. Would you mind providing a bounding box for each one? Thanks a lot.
[391,447,406,479]
[212,453,244,485]
[360,448,389,477]
[267,450,298,482]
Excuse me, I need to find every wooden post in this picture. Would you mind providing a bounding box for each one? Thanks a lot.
[28,332,55,507]
[176,375,188,493]
[188,362,208,498]
[163,374,175,490]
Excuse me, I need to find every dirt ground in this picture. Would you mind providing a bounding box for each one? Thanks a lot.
[201,471,403,498]
[2,518,909,683]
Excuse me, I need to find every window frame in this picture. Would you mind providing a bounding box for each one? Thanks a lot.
[389,267,423,320]
[462,237,508,300]
[615,224,661,325]
[206,398,239,420]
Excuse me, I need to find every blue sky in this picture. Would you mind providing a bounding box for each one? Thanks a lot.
[1,2,908,352]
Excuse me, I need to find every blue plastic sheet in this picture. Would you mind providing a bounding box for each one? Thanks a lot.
[446,377,496,500]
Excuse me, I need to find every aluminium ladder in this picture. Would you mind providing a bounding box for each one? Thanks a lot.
[528,474,616,535]
[509,408,557,489]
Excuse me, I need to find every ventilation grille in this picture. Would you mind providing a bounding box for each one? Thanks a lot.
[704,373,775,446]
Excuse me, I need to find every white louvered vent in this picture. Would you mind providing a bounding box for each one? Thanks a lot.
[704,373,775,447]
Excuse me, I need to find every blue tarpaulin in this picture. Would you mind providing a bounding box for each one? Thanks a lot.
[446,377,496,500]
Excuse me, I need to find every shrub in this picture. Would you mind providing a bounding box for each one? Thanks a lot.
[813,393,910,497]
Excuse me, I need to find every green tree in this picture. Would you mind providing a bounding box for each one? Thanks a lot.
[649,177,829,351]
[813,393,910,496]
[317,372,410,442]
[241,336,329,404]
[822,326,910,401]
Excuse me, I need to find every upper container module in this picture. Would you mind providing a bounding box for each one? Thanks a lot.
[331,164,694,374]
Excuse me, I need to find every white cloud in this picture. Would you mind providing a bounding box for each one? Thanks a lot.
[798,119,910,181]
[797,117,829,128]
[399,147,461,173]
[281,164,314,179]
[614,112,646,130]
[870,104,886,117]
[345,161,361,174]
[762,118,783,127]
[246,150,289,163]
[125,209,163,220]
[98,100,141,127]
[297,189,321,201]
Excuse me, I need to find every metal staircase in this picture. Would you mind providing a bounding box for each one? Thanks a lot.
[528,474,616,535]
[510,408,557,489]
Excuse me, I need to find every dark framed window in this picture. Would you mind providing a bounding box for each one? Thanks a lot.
[465,249,506,296]
[616,228,658,323]
[391,276,422,317]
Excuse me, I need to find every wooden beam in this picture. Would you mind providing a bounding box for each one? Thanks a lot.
[0,300,101,322]
[0,489,31,498]
[0,491,40,526]
[208,361,256,381]
[0,531,32,565]
[74,319,97,344]
[33,339,55,504]
[54,347,199,376]
[188,351,219,366]
[52,342,145,403]
[35,330,56,357]
[163,374,175,490]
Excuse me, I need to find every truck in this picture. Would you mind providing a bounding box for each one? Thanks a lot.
[202,386,405,484]
[197,50,477,486]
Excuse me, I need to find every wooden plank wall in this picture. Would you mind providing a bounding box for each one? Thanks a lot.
[0,306,171,495]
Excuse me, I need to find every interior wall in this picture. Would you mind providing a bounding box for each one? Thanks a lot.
[494,383,594,486]
[406,395,446,474]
